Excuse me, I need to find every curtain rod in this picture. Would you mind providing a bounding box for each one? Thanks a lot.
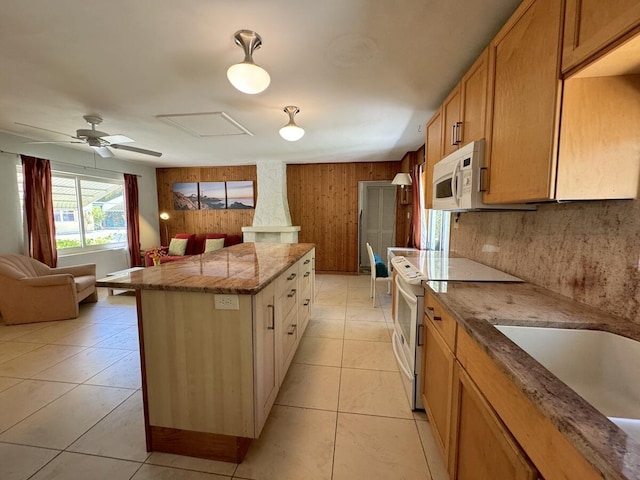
[0,149,142,178]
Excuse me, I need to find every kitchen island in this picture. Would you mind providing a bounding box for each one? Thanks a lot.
[98,242,315,463]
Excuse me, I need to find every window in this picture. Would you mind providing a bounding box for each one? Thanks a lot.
[17,167,127,253]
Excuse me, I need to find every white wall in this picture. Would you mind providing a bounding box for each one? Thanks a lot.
[0,131,160,278]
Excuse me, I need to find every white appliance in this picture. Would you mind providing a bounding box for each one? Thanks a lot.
[391,253,523,410]
[392,256,427,410]
[432,140,535,212]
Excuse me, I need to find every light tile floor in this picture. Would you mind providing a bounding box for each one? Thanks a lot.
[0,274,449,480]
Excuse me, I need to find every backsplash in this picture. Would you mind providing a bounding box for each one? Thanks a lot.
[449,199,640,323]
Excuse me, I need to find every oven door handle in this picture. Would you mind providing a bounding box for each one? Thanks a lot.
[395,276,418,308]
[392,330,415,382]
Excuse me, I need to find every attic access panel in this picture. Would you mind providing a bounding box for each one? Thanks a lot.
[157,112,253,137]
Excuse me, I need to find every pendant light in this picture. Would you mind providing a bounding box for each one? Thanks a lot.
[227,30,271,95]
[279,106,305,141]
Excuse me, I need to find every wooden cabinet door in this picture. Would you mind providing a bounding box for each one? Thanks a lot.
[254,282,277,434]
[421,314,455,461]
[424,108,443,209]
[460,48,489,148]
[483,0,563,204]
[442,86,462,157]
[562,0,640,74]
[451,364,538,480]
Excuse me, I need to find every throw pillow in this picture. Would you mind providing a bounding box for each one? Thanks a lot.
[373,253,389,278]
[167,237,188,256]
[204,238,225,253]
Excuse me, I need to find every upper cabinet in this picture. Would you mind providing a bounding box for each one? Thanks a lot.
[424,109,443,209]
[424,0,640,207]
[562,0,640,75]
[441,50,490,158]
[424,49,490,208]
[484,0,640,204]
[483,0,563,204]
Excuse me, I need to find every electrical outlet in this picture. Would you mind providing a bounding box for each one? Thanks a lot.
[214,294,240,310]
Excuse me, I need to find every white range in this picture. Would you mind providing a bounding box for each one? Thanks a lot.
[390,251,522,410]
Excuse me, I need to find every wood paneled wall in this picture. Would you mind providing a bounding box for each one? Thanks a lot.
[287,162,400,274]
[156,156,424,274]
[156,166,256,240]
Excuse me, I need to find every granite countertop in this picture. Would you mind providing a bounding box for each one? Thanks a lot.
[97,242,315,295]
[425,280,640,480]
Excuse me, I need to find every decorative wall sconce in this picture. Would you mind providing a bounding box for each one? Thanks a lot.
[391,173,412,205]
[279,106,305,141]
[227,30,271,94]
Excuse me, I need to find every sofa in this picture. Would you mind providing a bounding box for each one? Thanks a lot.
[0,254,97,325]
[145,233,242,266]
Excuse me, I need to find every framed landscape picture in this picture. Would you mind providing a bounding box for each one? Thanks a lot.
[226,181,254,209]
[172,183,199,210]
[199,182,226,210]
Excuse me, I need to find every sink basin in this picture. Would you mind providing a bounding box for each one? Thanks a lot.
[495,325,640,443]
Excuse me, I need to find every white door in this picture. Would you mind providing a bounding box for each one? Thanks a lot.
[359,182,396,270]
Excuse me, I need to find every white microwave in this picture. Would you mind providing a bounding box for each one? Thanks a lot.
[432,140,535,212]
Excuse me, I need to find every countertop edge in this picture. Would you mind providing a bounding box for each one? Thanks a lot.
[97,243,315,295]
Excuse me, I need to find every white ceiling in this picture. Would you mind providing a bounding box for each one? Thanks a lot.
[0,0,521,168]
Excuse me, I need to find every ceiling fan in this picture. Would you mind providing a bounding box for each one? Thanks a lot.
[16,115,162,158]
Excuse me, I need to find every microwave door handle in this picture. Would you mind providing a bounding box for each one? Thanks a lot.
[451,161,461,207]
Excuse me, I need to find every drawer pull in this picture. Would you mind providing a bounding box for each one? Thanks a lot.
[425,306,441,322]
[288,324,297,335]
[287,272,297,281]
[304,272,310,277]
[303,299,310,306]
[304,259,311,265]
[287,289,297,298]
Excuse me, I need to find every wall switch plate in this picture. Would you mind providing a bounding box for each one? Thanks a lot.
[214,294,240,310]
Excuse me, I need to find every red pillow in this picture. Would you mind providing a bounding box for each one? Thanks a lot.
[174,233,196,255]
[225,234,242,246]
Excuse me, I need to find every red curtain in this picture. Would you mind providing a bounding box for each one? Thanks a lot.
[124,174,141,267]
[21,155,57,267]
[410,163,422,249]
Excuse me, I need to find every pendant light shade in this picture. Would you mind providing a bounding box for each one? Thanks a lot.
[279,106,305,141]
[227,30,271,94]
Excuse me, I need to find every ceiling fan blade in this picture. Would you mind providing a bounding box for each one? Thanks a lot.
[92,146,114,158]
[24,141,84,145]
[111,144,162,157]
[14,122,79,139]
[101,134,134,144]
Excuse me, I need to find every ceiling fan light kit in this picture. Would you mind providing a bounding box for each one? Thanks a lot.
[279,106,305,142]
[227,30,271,95]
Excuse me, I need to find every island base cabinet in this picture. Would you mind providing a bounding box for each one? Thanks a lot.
[138,290,256,461]
[135,248,315,464]
[253,283,277,436]
[449,363,538,480]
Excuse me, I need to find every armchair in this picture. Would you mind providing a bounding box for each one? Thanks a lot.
[0,254,98,325]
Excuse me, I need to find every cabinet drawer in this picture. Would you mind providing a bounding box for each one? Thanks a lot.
[280,286,297,319]
[299,265,312,295]
[282,308,298,370]
[276,264,299,297]
[424,291,457,351]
